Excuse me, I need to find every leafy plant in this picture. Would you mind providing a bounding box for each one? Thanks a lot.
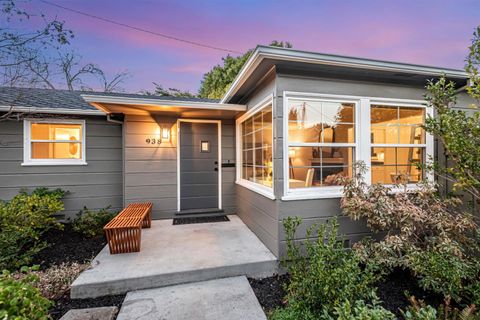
[340,162,480,303]
[401,296,479,320]
[0,268,52,320]
[72,206,117,238]
[0,188,65,270]
[329,300,396,320]
[277,216,379,318]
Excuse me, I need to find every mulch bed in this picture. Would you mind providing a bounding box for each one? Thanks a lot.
[32,224,106,269]
[31,224,122,319]
[249,269,443,317]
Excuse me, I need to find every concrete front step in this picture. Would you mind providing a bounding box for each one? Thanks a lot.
[70,215,278,299]
[116,276,266,320]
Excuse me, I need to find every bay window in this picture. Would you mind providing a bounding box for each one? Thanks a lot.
[287,98,356,190]
[282,92,432,200]
[237,99,273,194]
[23,119,86,165]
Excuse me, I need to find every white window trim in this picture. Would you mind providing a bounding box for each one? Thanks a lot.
[235,94,275,200]
[22,118,87,166]
[281,91,433,201]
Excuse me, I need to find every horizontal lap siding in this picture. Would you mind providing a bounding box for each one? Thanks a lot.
[123,115,236,219]
[0,116,123,220]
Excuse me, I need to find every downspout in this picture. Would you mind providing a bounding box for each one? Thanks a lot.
[106,113,124,124]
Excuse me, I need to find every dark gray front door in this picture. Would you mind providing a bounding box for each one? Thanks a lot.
[179,122,219,211]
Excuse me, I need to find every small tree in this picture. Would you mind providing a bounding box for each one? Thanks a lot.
[423,26,480,208]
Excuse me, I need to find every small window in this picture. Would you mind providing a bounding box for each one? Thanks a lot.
[23,119,86,165]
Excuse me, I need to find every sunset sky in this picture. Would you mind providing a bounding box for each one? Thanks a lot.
[27,0,480,94]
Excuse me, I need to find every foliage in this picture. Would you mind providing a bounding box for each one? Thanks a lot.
[328,300,396,320]
[340,162,480,303]
[13,262,88,300]
[401,296,479,320]
[146,82,197,98]
[0,188,65,271]
[278,216,379,318]
[0,268,52,320]
[198,41,292,99]
[72,206,117,238]
[466,26,480,101]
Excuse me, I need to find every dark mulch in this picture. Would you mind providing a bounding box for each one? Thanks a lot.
[376,268,443,316]
[32,224,106,269]
[249,274,288,314]
[49,291,125,320]
[249,270,443,317]
[31,224,115,319]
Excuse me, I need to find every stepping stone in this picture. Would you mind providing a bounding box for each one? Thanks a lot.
[60,306,118,320]
[117,276,267,320]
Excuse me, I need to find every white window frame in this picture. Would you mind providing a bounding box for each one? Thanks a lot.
[22,118,87,166]
[235,94,275,200]
[282,92,433,201]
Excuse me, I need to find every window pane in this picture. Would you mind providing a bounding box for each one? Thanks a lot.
[31,123,81,141]
[324,124,355,143]
[371,126,398,144]
[399,126,425,144]
[399,107,424,125]
[371,106,397,124]
[322,147,355,166]
[289,167,320,189]
[322,102,355,124]
[371,147,424,184]
[322,167,351,186]
[31,142,81,159]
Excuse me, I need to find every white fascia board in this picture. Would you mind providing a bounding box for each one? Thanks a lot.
[0,105,104,115]
[220,45,468,103]
[81,95,246,112]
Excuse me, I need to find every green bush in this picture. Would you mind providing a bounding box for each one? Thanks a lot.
[0,188,64,271]
[0,268,52,320]
[72,206,117,238]
[278,217,379,318]
[329,300,395,320]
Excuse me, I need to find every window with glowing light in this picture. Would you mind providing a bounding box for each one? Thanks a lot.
[24,120,86,165]
[240,104,273,188]
[287,99,355,189]
[370,105,425,184]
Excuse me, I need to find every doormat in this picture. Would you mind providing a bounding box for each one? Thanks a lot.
[173,215,230,225]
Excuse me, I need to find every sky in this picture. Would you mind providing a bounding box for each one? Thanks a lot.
[22,0,480,94]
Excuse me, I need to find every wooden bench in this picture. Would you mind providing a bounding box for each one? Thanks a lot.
[104,202,153,254]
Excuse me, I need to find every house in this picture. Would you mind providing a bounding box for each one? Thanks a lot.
[0,46,473,258]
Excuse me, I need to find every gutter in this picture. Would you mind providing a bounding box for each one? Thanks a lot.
[0,105,104,116]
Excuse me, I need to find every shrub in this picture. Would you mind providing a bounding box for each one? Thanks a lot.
[329,300,396,320]
[340,162,480,303]
[400,296,479,320]
[13,262,88,300]
[0,268,52,320]
[279,216,379,318]
[0,188,65,270]
[72,206,117,238]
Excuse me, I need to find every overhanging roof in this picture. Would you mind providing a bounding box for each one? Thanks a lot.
[82,94,246,118]
[221,46,469,103]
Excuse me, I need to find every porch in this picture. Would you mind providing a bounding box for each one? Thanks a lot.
[70,215,278,299]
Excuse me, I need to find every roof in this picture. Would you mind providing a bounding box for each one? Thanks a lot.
[0,87,220,115]
[0,87,101,114]
[221,46,469,103]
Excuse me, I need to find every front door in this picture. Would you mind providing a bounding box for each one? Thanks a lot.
[179,121,219,212]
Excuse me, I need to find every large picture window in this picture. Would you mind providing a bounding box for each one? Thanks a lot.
[23,119,86,165]
[287,98,356,190]
[239,102,273,189]
[370,105,425,184]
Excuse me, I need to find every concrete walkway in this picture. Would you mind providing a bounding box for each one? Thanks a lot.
[71,215,277,298]
[116,276,267,320]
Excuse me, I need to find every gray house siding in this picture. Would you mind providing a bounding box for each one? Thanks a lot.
[0,116,123,220]
[123,114,236,219]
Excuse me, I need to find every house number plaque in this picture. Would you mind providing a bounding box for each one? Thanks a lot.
[145,138,161,145]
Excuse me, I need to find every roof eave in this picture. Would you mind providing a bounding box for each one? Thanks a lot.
[82,94,247,112]
[220,46,469,103]
[0,105,104,116]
